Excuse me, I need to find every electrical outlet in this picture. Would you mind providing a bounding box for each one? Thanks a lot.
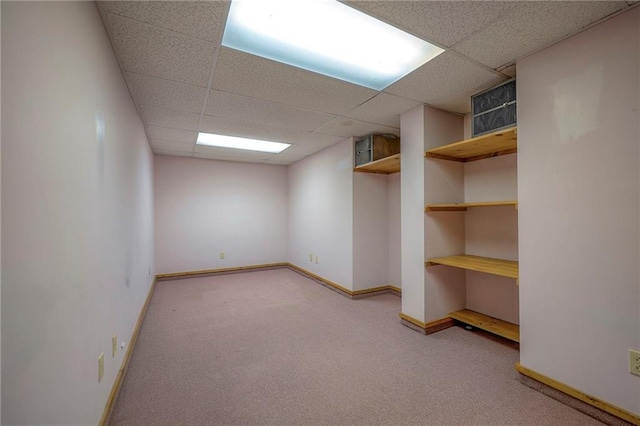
[121,342,125,351]
[220,252,225,260]
[309,253,313,262]
[98,353,104,383]
[630,349,640,376]
[148,266,151,276]
[315,256,318,264]
[112,334,117,358]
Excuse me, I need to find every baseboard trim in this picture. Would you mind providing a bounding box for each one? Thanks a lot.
[100,278,157,426]
[388,285,402,296]
[156,263,289,280]
[399,313,456,335]
[287,263,399,299]
[516,363,639,425]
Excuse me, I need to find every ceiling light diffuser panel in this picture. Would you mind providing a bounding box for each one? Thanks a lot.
[222,0,444,90]
[197,133,291,153]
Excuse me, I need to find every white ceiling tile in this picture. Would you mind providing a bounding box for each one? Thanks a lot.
[101,12,214,86]
[205,90,336,132]
[193,147,272,160]
[316,117,399,139]
[452,1,628,69]
[140,105,201,130]
[343,93,421,128]
[153,149,194,158]
[298,133,346,150]
[150,139,195,152]
[97,1,227,43]
[193,145,274,162]
[212,48,377,115]
[126,73,206,113]
[278,142,322,157]
[146,125,197,144]
[264,157,297,166]
[345,1,519,47]
[193,154,269,164]
[499,65,517,79]
[385,51,506,114]
[200,115,310,144]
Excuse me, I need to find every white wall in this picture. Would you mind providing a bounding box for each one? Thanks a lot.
[2,2,155,424]
[154,155,288,274]
[353,173,388,290]
[400,105,428,320]
[0,3,3,418]
[518,6,639,415]
[401,105,465,322]
[423,107,466,322]
[464,155,519,324]
[288,138,354,289]
[388,173,401,288]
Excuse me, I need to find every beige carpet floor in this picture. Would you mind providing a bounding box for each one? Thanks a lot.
[109,267,603,425]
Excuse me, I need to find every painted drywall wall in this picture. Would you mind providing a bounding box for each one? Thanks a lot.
[400,105,428,320]
[154,155,288,274]
[1,2,155,424]
[0,3,3,418]
[464,155,519,324]
[288,138,354,289]
[401,105,465,322]
[423,107,466,322]
[353,172,389,291]
[518,6,639,415]
[388,173,401,288]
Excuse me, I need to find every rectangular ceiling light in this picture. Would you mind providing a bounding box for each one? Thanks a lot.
[197,132,291,153]
[222,0,444,91]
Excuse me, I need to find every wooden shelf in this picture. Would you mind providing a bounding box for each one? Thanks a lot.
[449,309,519,342]
[354,153,400,174]
[425,254,518,279]
[426,200,517,212]
[425,126,517,162]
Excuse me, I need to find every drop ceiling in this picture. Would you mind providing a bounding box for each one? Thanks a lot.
[96,0,634,165]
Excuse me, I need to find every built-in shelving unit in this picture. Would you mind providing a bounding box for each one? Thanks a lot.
[424,126,519,342]
[425,254,518,279]
[353,153,400,174]
[425,126,517,162]
[449,309,520,342]
[425,200,517,212]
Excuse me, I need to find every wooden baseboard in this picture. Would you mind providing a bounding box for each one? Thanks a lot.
[156,262,289,280]
[399,313,455,335]
[516,363,640,425]
[424,317,456,334]
[100,278,157,426]
[287,263,398,299]
[388,285,402,296]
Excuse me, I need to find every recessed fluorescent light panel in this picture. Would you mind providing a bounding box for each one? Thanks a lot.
[222,0,444,90]
[197,132,291,153]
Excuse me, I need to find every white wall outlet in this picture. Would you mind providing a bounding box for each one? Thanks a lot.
[148,266,151,276]
[98,353,104,383]
[630,349,640,376]
[315,256,318,264]
[219,252,225,260]
[112,334,117,358]
[121,342,125,351]
[309,253,313,262]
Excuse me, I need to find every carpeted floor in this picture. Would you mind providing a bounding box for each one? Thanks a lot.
[109,268,603,425]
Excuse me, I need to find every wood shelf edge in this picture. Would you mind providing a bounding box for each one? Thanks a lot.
[449,309,519,342]
[425,254,519,280]
[426,200,518,212]
[425,126,517,162]
[354,153,400,174]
